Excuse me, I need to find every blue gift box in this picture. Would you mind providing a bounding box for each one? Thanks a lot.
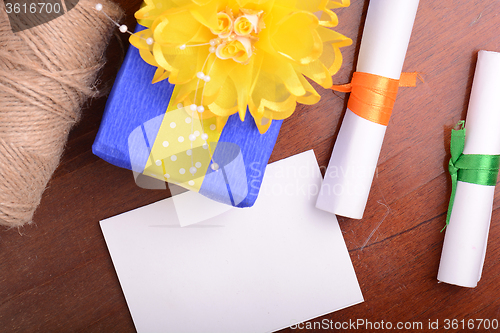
[92,25,282,207]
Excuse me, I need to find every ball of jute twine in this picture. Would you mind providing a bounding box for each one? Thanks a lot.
[0,0,122,228]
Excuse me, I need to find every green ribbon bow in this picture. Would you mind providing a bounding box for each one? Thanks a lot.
[445,120,500,228]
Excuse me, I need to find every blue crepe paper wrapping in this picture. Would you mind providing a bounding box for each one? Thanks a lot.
[93,25,282,207]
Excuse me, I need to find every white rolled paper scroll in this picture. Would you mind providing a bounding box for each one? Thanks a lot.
[437,50,500,288]
[316,0,420,219]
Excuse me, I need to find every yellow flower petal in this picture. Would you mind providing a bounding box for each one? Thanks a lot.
[271,11,323,65]
[153,43,209,83]
[266,58,306,97]
[208,76,239,117]
[317,26,352,74]
[152,67,171,83]
[130,28,153,50]
[203,57,238,99]
[251,113,273,134]
[139,48,159,67]
[296,59,333,88]
[296,75,321,105]
[190,0,219,30]
[153,11,211,46]
[228,59,253,121]
[327,0,350,10]
[171,0,198,6]
[250,58,298,117]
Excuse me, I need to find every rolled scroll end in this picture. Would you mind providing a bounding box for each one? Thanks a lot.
[315,0,419,219]
[437,50,500,287]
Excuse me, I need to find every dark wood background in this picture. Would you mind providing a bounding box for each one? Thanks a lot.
[1,0,500,332]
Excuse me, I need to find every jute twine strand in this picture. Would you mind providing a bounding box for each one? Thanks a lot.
[0,0,122,227]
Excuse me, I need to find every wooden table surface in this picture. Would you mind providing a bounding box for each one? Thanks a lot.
[1,0,500,332]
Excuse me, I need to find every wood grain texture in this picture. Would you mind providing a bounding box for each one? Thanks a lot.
[1,0,500,332]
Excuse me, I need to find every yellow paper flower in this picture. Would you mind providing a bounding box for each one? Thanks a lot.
[211,11,233,37]
[130,0,352,133]
[234,16,252,35]
[216,38,252,63]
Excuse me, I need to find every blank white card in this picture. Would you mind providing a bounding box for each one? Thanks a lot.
[100,150,363,333]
